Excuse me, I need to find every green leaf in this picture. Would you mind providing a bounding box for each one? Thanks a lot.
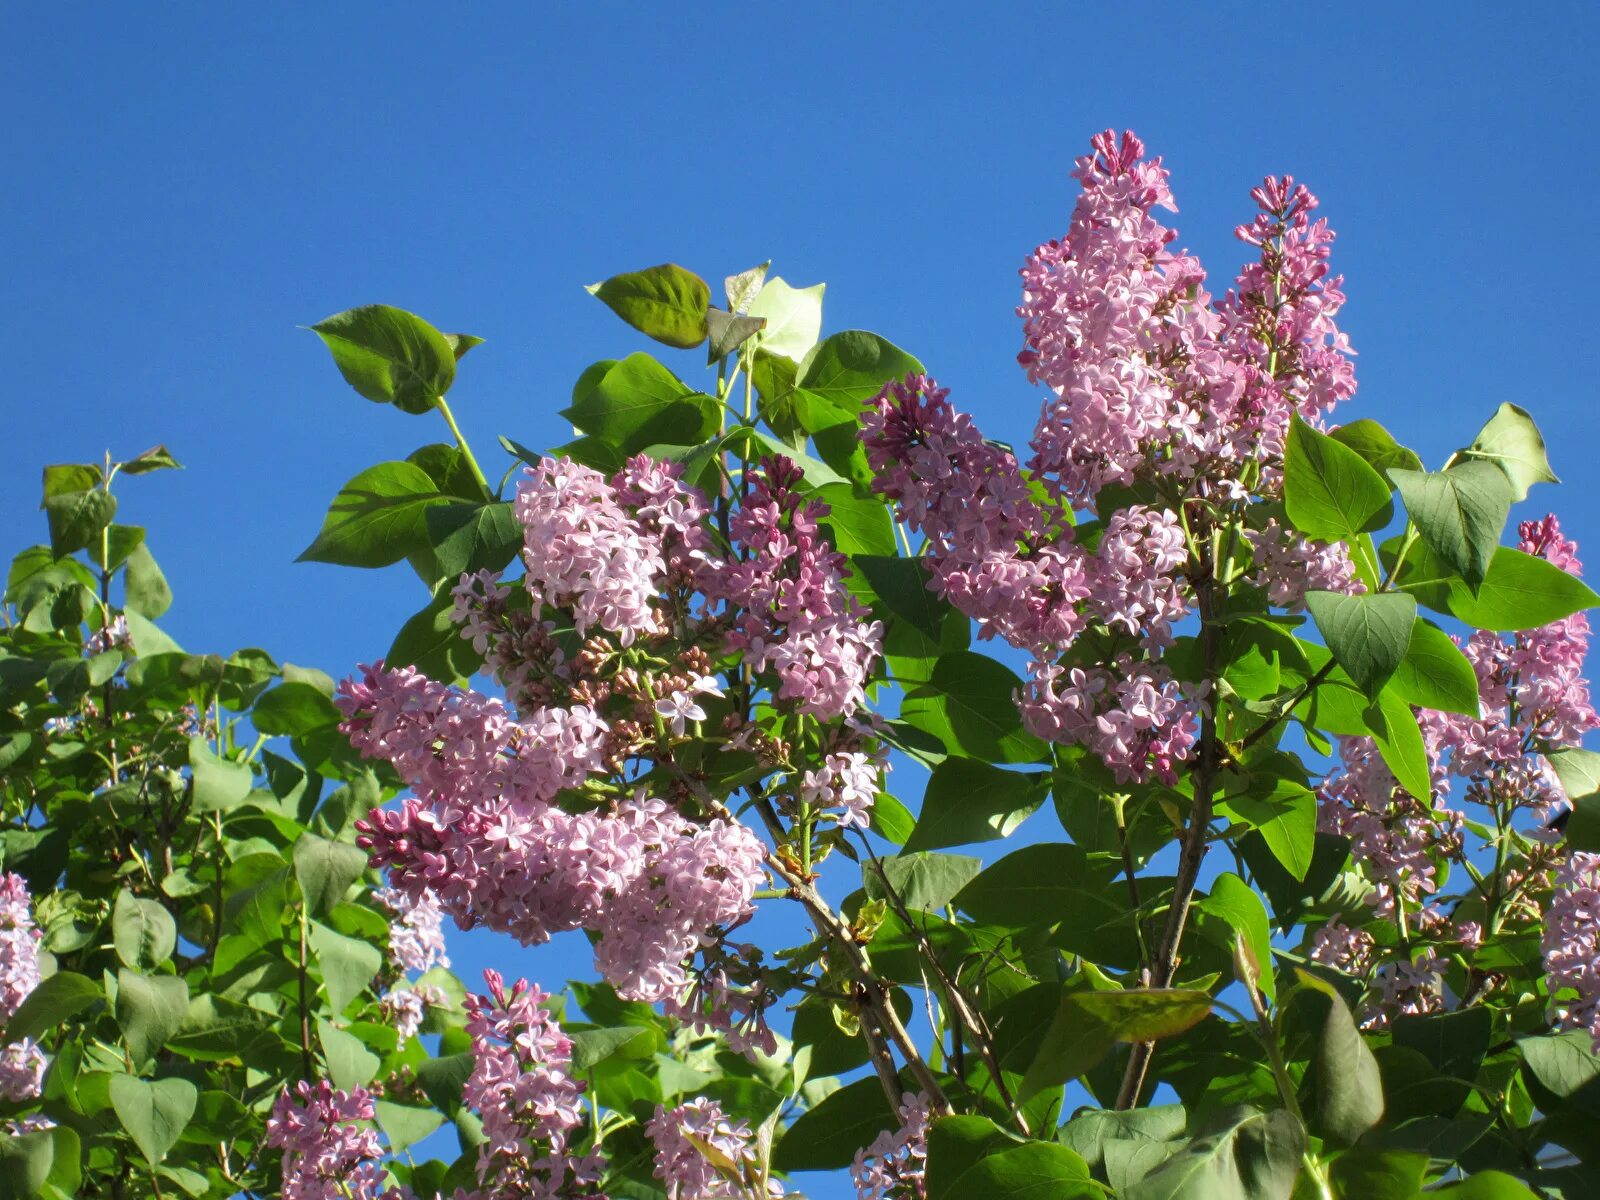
[795,330,923,415]
[1295,968,1383,1146]
[955,843,1119,936]
[375,1100,446,1155]
[252,681,342,736]
[864,851,982,912]
[1197,872,1275,1001]
[443,332,484,360]
[424,501,524,581]
[0,1127,57,1200]
[1432,1172,1541,1199]
[1328,1149,1428,1200]
[1123,1107,1306,1200]
[414,1052,475,1115]
[721,425,846,489]
[772,1075,896,1171]
[293,832,370,916]
[1391,462,1513,591]
[1460,402,1559,501]
[44,488,117,557]
[297,461,446,568]
[109,1075,196,1165]
[112,889,176,970]
[2,970,100,1044]
[1020,989,1213,1101]
[816,483,896,556]
[116,968,190,1064]
[1371,689,1432,801]
[168,993,273,1061]
[705,308,766,362]
[746,277,824,361]
[1329,419,1424,480]
[562,353,717,454]
[1442,547,1600,631]
[121,444,183,475]
[905,759,1048,851]
[1393,1006,1491,1083]
[587,263,711,349]
[1549,747,1600,803]
[1519,1029,1600,1100]
[570,1026,655,1072]
[855,555,951,643]
[1218,780,1315,883]
[1304,590,1416,699]
[1283,415,1393,540]
[1057,1106,1187,1191]
[308,921,382,1014]
[387,588,484,681]
[123,541,172,618]
[42,462,102,499]
[188,737,253,812]
[869,792,916,845]
[935,1137,1096,1199]
[900,651,1046,764]
[310,304,457,414]
[1390,617,1479,716]
[319,1019,381,1090]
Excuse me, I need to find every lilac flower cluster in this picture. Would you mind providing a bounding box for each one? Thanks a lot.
[0,873,44,1102]
[863,132,1363,782]
[1318,516,1599,1029]
[646,1097,781,1199]
[352,450,886,1028]
[461,970,603,1199]
[850,1092,929,1200]
[373,885,451,1039]
[266,1080,393,1200]
[350,666,764,1005]
[798,748,885,830]
[722,459,882,719]
[1545,852,1600,1043]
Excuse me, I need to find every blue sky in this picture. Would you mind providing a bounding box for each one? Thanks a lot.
[4,3,1597,1191]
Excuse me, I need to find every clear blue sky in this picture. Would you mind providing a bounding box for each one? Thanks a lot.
[4,3,1596,1190]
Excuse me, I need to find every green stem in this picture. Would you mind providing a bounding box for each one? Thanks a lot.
[435,396,493,500]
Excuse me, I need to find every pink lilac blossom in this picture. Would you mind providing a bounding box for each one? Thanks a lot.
[1018,659,1200,785]
[1308,920,1375,976]
[265,1080,391,1200]
[1018,130,1229,505]
[85,613,132,656]
[1373,950,1445,1019]
[722,459,882,719]
[347,664,766,1004]
[1089,505,1189,646]
[376,885,451,975]
[1544,852,1600,1045]
[1019,132,1356,507]
[850,1092,930,1200]
[1246,519,1363,610]
[1317,736,1452,918]
[663,956,780,1059]
[589,799,767,1004]
[647,1097,781,1200]
[461,971,604,1199]
[513,456,665,645]
[863,374,1090,653]
[1424,519,1595,815]
[378,983,448,1042]
[0,873,43,1102]
[798,749,884,829]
